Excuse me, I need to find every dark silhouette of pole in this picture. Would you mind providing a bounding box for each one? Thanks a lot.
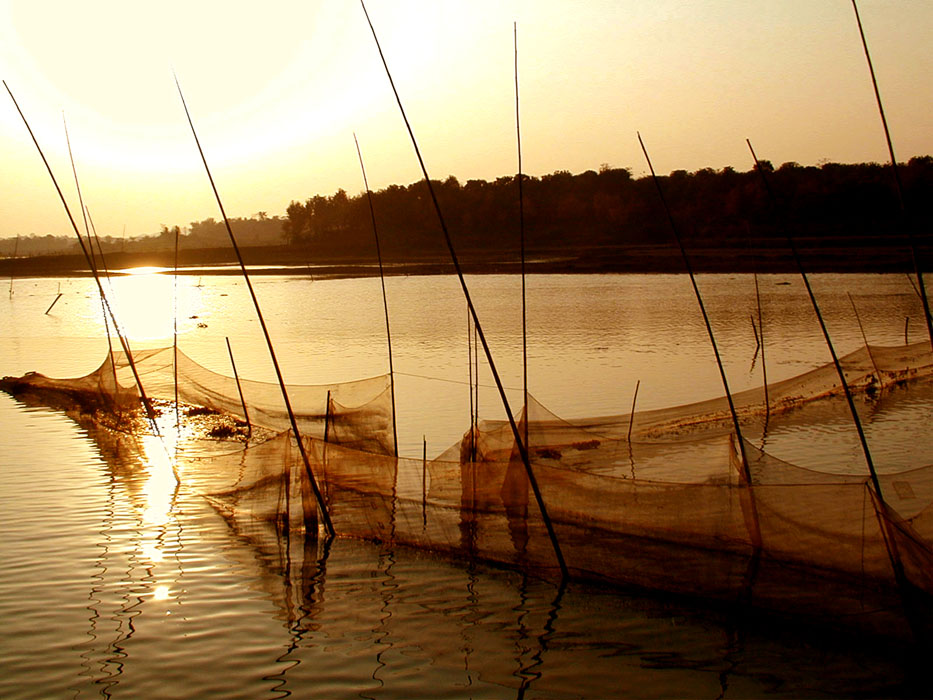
[174,225,180,429]
[226,336,251,439]
[515,22,529,449]
[753,271,769,424]
[747,139,886,500]
[746,140,918,639]
[361,0,568,579]
[637,132,752,483]
[65,116,121,407]
[353,133,398,458]
[174,76,334,538]
[851,0,932,353]
[5,81,157,425]
[84,207,122,400]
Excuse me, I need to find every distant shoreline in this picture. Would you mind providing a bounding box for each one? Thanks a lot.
[0,241,927,279]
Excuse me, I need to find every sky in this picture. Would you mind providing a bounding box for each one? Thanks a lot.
[0,0,931,241]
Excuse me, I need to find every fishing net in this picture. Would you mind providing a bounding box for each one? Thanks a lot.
[3,340,932,639]
[0,346,396,453]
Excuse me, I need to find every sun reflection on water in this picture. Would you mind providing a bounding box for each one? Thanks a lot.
[104,267,207,344]
[138,433,178,527]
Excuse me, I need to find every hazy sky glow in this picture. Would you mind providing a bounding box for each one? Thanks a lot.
[1,0,931,240]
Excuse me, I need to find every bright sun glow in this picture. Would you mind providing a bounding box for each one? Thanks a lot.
[120,266,171,276]
[140,433,178,527]
[103,272,205,344]
[1,1,931,242]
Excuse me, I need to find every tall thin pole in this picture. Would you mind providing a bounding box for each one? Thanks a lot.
[748,140,885,500]
[44,289,63,315]
[9,235,19,296]
[637,132,751,482]
[627,379,640,442]
[422,434,427,528]
[851,0,932,352]
[474,322,479,436]
[361,1,567,579]
[848,292,879,379]
[353,133,398,458]
[85,208,121,398]
[174,225,180,430]
[515,21,529,449]
[745,139,923,638]
[467,304,476,462]
[5,82,157,424]
[746,141,914,624]
[174,76,334,537]
[63,113,96,273]
[65,116,119,400]
[753,271,769,424]
[226,336,251,439]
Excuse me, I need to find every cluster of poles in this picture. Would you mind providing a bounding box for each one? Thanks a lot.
[4,0,931,644]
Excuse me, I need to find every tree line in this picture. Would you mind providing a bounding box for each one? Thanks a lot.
[280,157,932,263]
[0,215,283,258]
[3,157,929,264]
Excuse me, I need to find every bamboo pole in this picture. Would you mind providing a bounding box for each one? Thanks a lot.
[851,0,932,353]
[638,133,752,483]
[4,83,157,425]
[44,291,63,315]
[8,235,18,296]
[422,434,427,528]
[639,134,763,570]
[474,322,479,455]
[848,292,880,380]
[353,133,398,458]
[323,389,331,445]
[467,305,476,462]
[65,116,120,404]
[753,271,769,424]
[174,226,180,430]
[626,379,640,442]
[515,22,529,451]
[226,336,251,439]
[84,208,121,403]
[748,140,886,500]
[174,76,334,537]
[64,113,97,274]
[361,1,568,579]
[747,139,915,637]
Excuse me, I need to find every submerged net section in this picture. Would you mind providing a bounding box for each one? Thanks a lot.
[288,426,932,641]
[3,340,932,639]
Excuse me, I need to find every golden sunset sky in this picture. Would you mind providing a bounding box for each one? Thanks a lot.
[1,0,930,241]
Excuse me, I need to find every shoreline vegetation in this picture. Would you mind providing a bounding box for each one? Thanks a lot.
[0,238,928,279]
[2,158,930,278]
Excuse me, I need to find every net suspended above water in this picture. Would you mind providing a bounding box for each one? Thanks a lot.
[2,340,932,642]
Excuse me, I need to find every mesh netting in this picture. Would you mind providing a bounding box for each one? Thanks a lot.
[0,346,395,453]
[3,340,932,639]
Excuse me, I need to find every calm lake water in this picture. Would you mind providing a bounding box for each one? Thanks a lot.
[1,271,930,698]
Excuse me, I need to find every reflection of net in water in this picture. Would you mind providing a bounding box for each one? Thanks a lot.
[2,341,932,640]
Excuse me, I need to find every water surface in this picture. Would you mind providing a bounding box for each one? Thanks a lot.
[0,272,928,698]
